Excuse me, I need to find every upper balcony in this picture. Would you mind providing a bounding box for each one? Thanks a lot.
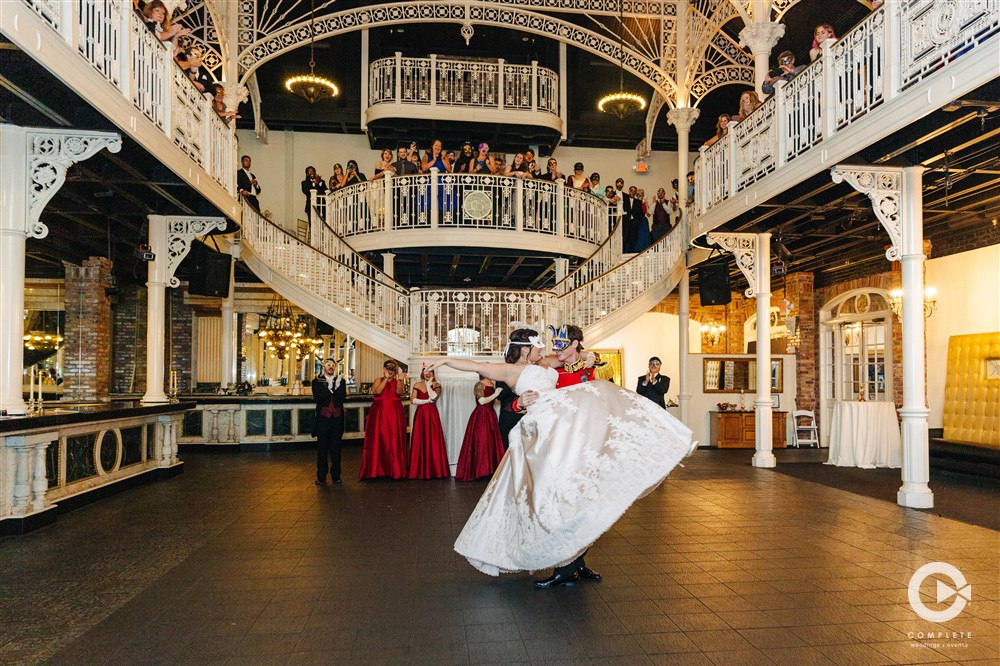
[364,53,564,151]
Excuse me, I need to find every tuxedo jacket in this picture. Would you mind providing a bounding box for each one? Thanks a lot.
[237,169,261,197]
[636,374,670,408]
[311,375,347,436]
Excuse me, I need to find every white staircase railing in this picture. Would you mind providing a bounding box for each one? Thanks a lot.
[694,1,999,228]
[16,0,237,197]
[369,53,559,116]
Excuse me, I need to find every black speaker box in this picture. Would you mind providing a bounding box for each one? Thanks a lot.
[188,249,232,298]
[698,264,731,306]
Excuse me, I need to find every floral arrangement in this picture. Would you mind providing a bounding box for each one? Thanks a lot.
[716,402,740,411]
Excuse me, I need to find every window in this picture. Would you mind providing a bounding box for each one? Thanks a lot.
[447,327,481,356]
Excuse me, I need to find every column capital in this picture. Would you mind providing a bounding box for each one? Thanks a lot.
[831,165,909,261]
[150,215,229,288]
[666,107,701,133]
[223,84,249,113]
[706,232,759,298]
[738,22,786,56]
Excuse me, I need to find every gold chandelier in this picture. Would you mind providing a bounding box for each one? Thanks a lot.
[701,321,727,346]
[598,1,647,120]
[23,332,63,352]
[285,0,338,104]
[258,297,304,359]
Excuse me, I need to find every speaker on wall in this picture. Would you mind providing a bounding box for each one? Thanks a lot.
[188,250,232,298]
[698,264,732,306]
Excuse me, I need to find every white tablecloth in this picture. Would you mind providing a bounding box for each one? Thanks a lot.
[826,401,902,469]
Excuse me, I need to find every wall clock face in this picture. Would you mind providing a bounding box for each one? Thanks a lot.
[463,191,492,220]
[987,358,1000,380]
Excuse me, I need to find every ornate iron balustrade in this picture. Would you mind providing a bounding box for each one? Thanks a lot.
[369,53,560,116]
[317,172,609,251]
[20,0,237,196]
[694,0,999,218]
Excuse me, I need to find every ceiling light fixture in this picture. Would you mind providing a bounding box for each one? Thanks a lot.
[284,0,338,104]
[598,1,647,120]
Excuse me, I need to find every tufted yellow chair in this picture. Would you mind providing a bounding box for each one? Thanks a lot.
[942,332,1000,448]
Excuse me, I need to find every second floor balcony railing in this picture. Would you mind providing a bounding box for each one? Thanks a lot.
[312,172,610,256]
[20,0,236,196]
[367,53,560,128]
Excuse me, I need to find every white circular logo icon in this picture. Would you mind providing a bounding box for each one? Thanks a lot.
[462,191,492,220]
[908,562,971,622]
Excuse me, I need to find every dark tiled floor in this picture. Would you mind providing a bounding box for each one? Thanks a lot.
[1,447,997,665]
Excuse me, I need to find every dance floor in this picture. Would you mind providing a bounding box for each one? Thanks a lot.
[2,447,997,665]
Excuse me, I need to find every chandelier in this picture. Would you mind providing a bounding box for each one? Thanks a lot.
[23,309,63,352]
[258,297,304,359]
[284,0,339,104]
[701,321,727,346]
[598,1,647,120]
[890,287,937,319]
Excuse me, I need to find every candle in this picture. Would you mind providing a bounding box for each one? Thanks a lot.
[37,369,42,405]
[28,367,34,404]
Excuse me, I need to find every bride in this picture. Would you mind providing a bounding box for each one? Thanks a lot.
[426,328,694,578]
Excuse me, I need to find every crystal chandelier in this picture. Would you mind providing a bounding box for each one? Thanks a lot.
[23,310,63,352]
[598,1,647,120]
[284,0,339,104]
[257,297,304,359]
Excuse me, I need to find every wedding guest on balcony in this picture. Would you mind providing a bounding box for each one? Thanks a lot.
[444,150,456,171]
[651,187,672,242]
[344,160,367,186]
[605,185,621,235]
[702,114,731,149]
[537,158,563,182]
[408,151,423,173]
[634,188,652,251]
[590,173,604,200]
[421,139,449,174]
[504,153,534,179]
[237,155,261,210]
[686,171,695,211]
[731,90,762,122]
[455,142,477,174]
[472,143,500,175]
[523,149,542,178]
[211,85,239,126]
[143,0,190,51]
[371,148,396,180]
[301,165,327,217]
[328,163,347,192]
[621,185,642,252]
[392,145,419,176]
[762,51,805,95]
[810,24,837,62]
[359,360,409,480]
[565,163,591,192]
[407,367,450,479]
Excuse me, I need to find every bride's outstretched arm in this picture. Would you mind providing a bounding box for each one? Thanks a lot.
[424,358,520,385]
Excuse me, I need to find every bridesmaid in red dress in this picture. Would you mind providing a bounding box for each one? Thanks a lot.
[407,367,450,479]
[359,360,409,479]
[455,377,505,481]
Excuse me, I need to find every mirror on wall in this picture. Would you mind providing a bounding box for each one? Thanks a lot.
[703,358,783,393]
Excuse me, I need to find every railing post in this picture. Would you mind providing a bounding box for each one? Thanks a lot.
[202,101,212,179]
[384,170,393,231]
[58,0,78,52]
[309,190,319,247]
[696,147,707,217]
[726,130,737,199]
[430,168,439,229]
[119,4,131,99]
[556,178,565,238]
[497,58,505,111]
[394,51,402,106]
[515,178,524,232]
[821,38,838,140]
[883,3,900,101]
[531,60,538,112]
[775,79,788,167]
[161,49,173,137]
[430,54,437,108]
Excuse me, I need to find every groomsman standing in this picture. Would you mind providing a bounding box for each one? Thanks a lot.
[237,155,261,210]
[312,359,347,484]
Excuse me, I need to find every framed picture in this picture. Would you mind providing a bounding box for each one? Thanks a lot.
[772,394,781,409]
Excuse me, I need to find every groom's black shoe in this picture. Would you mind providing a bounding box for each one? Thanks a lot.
[534,571,580,589]
[578,566,602,581]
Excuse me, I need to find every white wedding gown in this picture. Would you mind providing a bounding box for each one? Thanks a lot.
[454,364,693,576]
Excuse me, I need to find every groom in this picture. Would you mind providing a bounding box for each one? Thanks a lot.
[531,324,602,589]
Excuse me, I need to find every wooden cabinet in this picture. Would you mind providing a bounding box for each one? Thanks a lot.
[709,411,786,448]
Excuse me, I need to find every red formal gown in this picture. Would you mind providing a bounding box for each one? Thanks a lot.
[455,386,505,482]
[407,389,450,479]
[359,379,408,479]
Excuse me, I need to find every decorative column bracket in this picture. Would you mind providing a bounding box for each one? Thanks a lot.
[706,232,758,297]
[162,216,230,287]
[21,129,122,239]
[830,166,903,261]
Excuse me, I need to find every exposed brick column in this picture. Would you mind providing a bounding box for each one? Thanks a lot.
[784,272,815,412]
[62,258,113,402]
[112,286,148,395]
[169,288,193,393]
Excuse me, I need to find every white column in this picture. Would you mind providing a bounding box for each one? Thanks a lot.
[678,269,691,425]
[143,216,169,404]
[738,22,785,95]
[897,166,933,509]
[360,29,369,131]
[219,248,236,388]
[667,108,700,218]
[0,126,120,415]
[558,42,568,140]
[752,232,775,468]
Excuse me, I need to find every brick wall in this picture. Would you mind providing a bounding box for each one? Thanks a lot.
[62,258,113,402]
[169,288,194,393]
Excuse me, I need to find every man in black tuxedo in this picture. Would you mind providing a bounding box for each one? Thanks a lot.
[237,155,261,210]
[312,358,347,484]
[636,356,670,408]
[301,165,327,219]
[495,381,524,450]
